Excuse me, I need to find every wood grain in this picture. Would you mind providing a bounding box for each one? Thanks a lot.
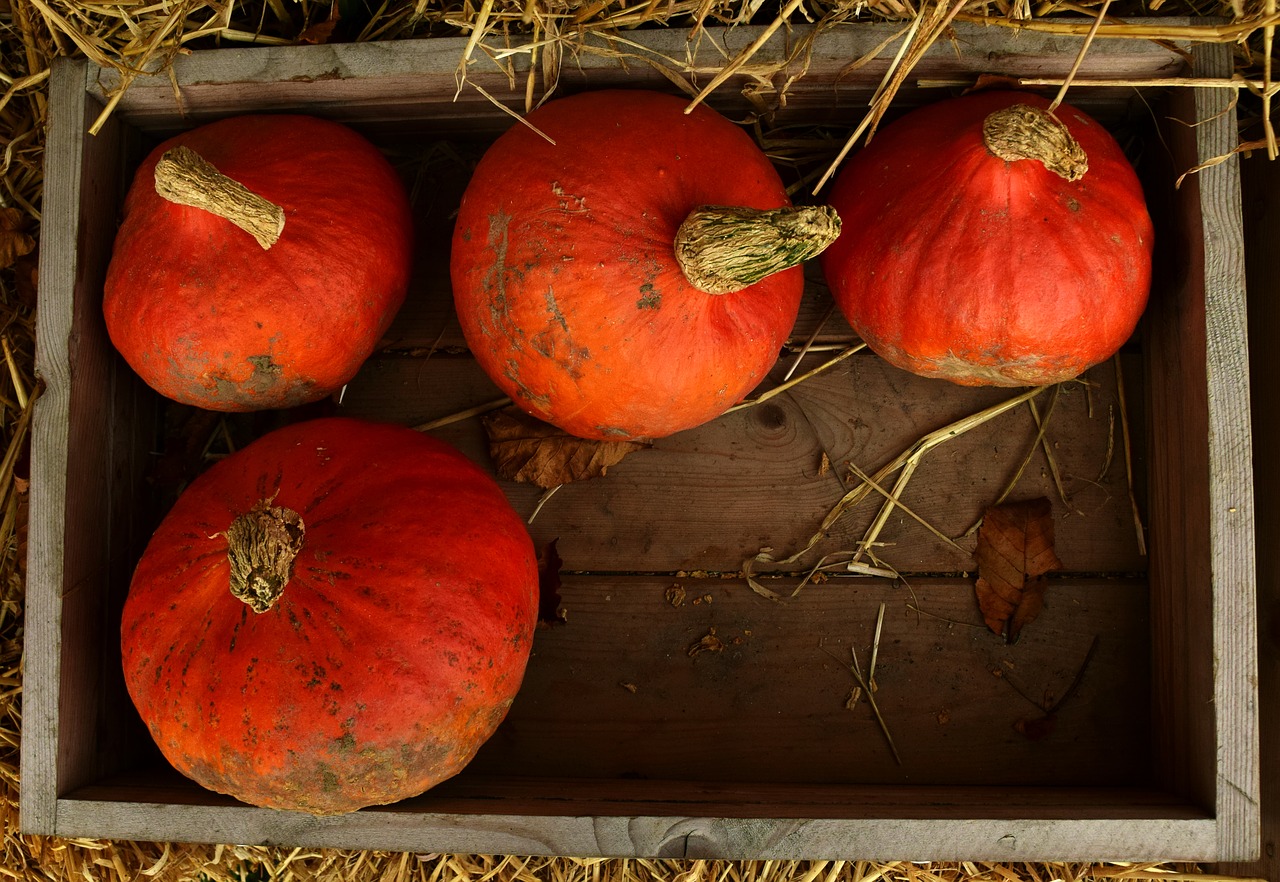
[21,58,111,836]
[1211,120,1279,882]
[49,791,1218,860]
[1191,45,1261,864]
[23,58,166,837]
[469,576,1152,786]
[341,351,1147,577]
[90,24,1191,134]
[1143,42,1259,863]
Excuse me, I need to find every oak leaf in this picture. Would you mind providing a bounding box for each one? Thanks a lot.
[297,0,340,43]
[0,208,35,271]
[974,496,1062,643]
[11,252,38,309]
[483,407,648,488]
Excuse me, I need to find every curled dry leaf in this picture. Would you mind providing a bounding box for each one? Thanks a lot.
[965,73,1024,94]
[0,208,35,271]
[483,407,649,488]
[11,253,38,309]
[687,627,726,657]
[297,0,340,43]
[973,496,1062,643]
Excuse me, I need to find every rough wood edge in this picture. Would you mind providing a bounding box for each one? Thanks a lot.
[1210,146,1280,882]
[83,21,1193,127]
[52,798,1218,861]
[18,56,96,838]
[1190,42,1262,864]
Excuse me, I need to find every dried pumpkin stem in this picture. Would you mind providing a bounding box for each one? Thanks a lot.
[982,104,1089,182]
[154,146,286,249]
[226,500,305,613]
[674,204,842,295]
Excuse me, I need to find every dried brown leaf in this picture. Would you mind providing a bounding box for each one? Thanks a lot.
[973,496,1062,643]
[965,73,1024,93]
[536,538,566,627]
[297,4,339,43]
[11,253,38,310]
[687,627,725,657]
[483,407,648,488]
[298,18,339,43]
[0,209,35,271]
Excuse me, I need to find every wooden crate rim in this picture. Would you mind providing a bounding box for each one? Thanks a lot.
[22,26,1260,861]
[81,18,1201,128]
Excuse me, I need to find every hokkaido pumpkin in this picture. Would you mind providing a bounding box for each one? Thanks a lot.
[451,89,840,441]
[120,417,538,815]
[820,91,1154,387]
[104,115,413,411]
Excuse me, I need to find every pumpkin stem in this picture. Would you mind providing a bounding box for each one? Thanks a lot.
[154,146,286,250]
[226,500,305,613]
[982,104,1089,182]
[674,205,842,295]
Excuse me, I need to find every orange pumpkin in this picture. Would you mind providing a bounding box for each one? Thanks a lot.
[120,417,538,815]
[451,90,839,441]
[104,115,413,411]
[820,91,1154,387]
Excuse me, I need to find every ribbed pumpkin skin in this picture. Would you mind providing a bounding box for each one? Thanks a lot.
[450,90,804,441]
[820,91,1154,387]
[120,418,538,816]
[104,115,413,411]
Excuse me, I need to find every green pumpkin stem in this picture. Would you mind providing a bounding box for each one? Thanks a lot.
[226,500,305,614]
[154,146,286,249]
[982,104,1089,182]
[674,205,842,295]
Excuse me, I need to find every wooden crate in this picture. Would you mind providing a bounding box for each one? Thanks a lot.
[21,21,1259,861]
[1207,124,1280,882]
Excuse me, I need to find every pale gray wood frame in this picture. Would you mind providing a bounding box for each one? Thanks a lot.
[22,23,1259,860]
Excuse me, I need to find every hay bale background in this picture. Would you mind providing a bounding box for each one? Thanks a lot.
[0,0,1272,878]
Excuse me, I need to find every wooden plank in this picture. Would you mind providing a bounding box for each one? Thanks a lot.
[1190,63,1260,867]
[464,576,1151,787]
[92,23,1191,133]
[22,58,164,837]
[1144,46,1258,862]
[21,58,101,836]
[70,769,1207,817]
[1210,126,1280,882]
[1188,46,1260,863]
[49,793,1218,860]
[340,351,1148,576]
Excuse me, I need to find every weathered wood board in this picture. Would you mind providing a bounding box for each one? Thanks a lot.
[1209,138,1280,882]
[22,20,1257,862]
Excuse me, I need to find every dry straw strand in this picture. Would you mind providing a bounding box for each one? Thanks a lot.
[1046,0,1114,112]
[1112,354,1147,556]
[745,386,1046,597]
[726,343,866,414]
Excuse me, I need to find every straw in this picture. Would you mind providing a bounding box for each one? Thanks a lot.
[1,0,1272,879]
